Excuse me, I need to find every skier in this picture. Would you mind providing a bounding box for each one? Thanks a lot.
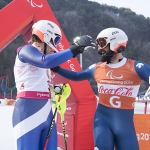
[50,27,150,150]
[13,19,95,150]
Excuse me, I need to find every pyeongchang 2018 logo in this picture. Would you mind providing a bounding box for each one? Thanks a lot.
[106,70,123,79]
[27,0,43,8]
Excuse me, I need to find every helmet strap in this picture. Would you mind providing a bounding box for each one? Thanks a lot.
[44,43,47,54]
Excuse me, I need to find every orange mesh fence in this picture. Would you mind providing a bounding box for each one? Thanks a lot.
[134,114,150,150]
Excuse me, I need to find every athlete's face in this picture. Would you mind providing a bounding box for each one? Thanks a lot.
[98,45,114,63]
[98,45,109,56]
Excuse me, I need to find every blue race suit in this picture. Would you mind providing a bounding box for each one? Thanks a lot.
[53,57,150,150]
[13,44,74,150]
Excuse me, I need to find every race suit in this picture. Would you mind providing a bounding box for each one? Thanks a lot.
[54,57,150,150]
[13,44,74,150]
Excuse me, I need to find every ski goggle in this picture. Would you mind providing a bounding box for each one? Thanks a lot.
[96,37,109,49]
[54,34,61,46]
[50,34,61,47]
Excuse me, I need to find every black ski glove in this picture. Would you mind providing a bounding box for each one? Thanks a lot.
[70,35,96,57]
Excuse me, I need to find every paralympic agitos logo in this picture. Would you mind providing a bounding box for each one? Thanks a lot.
[106,70,123,79]
[27,0,43,8]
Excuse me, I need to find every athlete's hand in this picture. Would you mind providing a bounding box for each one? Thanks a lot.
[70,35,96,57]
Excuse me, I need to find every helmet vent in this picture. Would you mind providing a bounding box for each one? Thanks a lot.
[47,30,52,34]
[48,23,54,28]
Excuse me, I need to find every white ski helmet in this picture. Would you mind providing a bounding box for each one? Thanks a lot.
[32,20,62,52]
[96,28,128,52]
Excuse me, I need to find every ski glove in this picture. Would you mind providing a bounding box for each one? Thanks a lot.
[70,35,96,57]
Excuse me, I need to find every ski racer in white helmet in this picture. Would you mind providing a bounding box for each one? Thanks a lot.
[96,27,128,63]
[32,20,62,53]
[50,27,150,150]
[13,19,95,150]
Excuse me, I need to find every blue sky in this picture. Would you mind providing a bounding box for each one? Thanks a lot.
[89,0,150,18]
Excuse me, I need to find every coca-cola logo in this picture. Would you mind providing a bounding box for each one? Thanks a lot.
[98,86,133,96]
[27,0,43,8]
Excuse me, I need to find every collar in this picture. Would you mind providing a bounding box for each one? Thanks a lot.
[107,57,127,68]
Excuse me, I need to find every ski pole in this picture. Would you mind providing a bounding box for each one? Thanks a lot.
[44,107,57,150]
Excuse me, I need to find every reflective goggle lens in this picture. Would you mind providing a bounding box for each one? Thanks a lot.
[54,36,61,45]
[96,38,108,49]
[50,35,61,48]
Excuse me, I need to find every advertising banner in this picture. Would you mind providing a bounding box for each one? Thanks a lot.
[134,114,150,150]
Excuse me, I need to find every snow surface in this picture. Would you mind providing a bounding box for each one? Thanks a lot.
[0,102,150,149]
[0,106,63,150]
